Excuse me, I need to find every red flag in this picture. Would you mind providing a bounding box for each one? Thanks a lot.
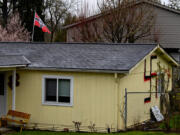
[34,12,51,34]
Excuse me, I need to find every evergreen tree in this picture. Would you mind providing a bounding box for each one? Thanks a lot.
[0,0,45,41]
[0,0,11,26]
[17,0,45,41]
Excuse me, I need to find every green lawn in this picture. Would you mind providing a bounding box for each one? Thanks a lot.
[7,131,180,135]
[160,114,180,130]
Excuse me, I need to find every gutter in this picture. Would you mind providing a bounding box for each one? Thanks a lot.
[23,67,129,74]
[0,65,27,68]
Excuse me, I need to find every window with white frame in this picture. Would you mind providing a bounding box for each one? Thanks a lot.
[43,76,73,106]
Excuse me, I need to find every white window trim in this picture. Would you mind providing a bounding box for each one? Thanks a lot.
[42,75,74,107]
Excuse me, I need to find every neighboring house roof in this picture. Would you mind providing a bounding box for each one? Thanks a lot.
[164,48,180,62]
[64,0,180,29]
[0,55,30,67]
[0,42,177,73]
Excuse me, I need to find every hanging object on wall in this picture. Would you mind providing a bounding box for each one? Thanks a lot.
[151,55,158,78]
[144,55,157,82]
[151,72,157,77]
[144,55,157,103]
[144,59,151,103]
[8,73,20,89]
[144,97,151,103]
[151,55,157,59]
[144,59,151,81]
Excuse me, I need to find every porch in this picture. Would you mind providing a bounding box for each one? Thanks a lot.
[0,69,17,118]
[0,55,30,118]
[0,68,17,134]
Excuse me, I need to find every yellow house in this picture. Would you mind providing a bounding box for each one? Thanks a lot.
[0,42,178,132]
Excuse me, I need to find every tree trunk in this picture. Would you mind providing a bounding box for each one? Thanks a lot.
[2,0,8,27]
[50,31,54,42]
[12,0,17,12]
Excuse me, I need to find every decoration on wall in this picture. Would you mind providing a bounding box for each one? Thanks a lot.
[144,97,151,103]
[151,72,157,77]
[144,55,157,82]
[8,73,20,89]
[144,55,172,104]
[144,55,157,104]
[144,59,150,81]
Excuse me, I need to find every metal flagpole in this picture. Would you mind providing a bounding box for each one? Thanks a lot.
[31,11,36,42]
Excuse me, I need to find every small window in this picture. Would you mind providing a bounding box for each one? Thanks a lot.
[43,76,73,106]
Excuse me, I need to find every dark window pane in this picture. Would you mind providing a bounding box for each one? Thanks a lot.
[45,79,57,102]
[0,74,4,95]
[58,79,70,103]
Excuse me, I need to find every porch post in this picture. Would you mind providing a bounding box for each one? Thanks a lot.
[12,69,16,110]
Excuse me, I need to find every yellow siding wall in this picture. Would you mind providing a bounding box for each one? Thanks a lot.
[7,71,118,132]
[117,51,173,129]
[6,50,174,132]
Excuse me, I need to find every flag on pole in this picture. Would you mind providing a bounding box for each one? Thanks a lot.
[34,12,51,34]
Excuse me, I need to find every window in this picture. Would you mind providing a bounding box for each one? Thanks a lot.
[43,76,73,106]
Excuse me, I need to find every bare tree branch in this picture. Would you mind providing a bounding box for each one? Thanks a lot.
[45,0,76,42]
[73,0,159,43]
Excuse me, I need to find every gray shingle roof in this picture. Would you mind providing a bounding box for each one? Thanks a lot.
[0,55,30,67]
[0,42,156,72]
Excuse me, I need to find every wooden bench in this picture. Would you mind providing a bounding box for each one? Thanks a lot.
[1,110,31,132]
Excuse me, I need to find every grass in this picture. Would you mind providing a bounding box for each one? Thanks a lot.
[6,114,180,135]
[160,114,180,129]
[7,131,180,135]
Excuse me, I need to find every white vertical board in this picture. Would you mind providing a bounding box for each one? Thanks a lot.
[151,106,164,122]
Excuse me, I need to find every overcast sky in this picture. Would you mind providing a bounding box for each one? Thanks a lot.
[76,0,169,15]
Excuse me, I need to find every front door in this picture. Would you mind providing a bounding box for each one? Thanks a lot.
[0,74,6,117]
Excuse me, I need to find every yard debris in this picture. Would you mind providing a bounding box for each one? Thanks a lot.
[151,106,164,122]
[127,119,163,131]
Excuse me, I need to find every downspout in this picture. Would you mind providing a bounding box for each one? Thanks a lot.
[124,88,127,130]
[114,73,119,131]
